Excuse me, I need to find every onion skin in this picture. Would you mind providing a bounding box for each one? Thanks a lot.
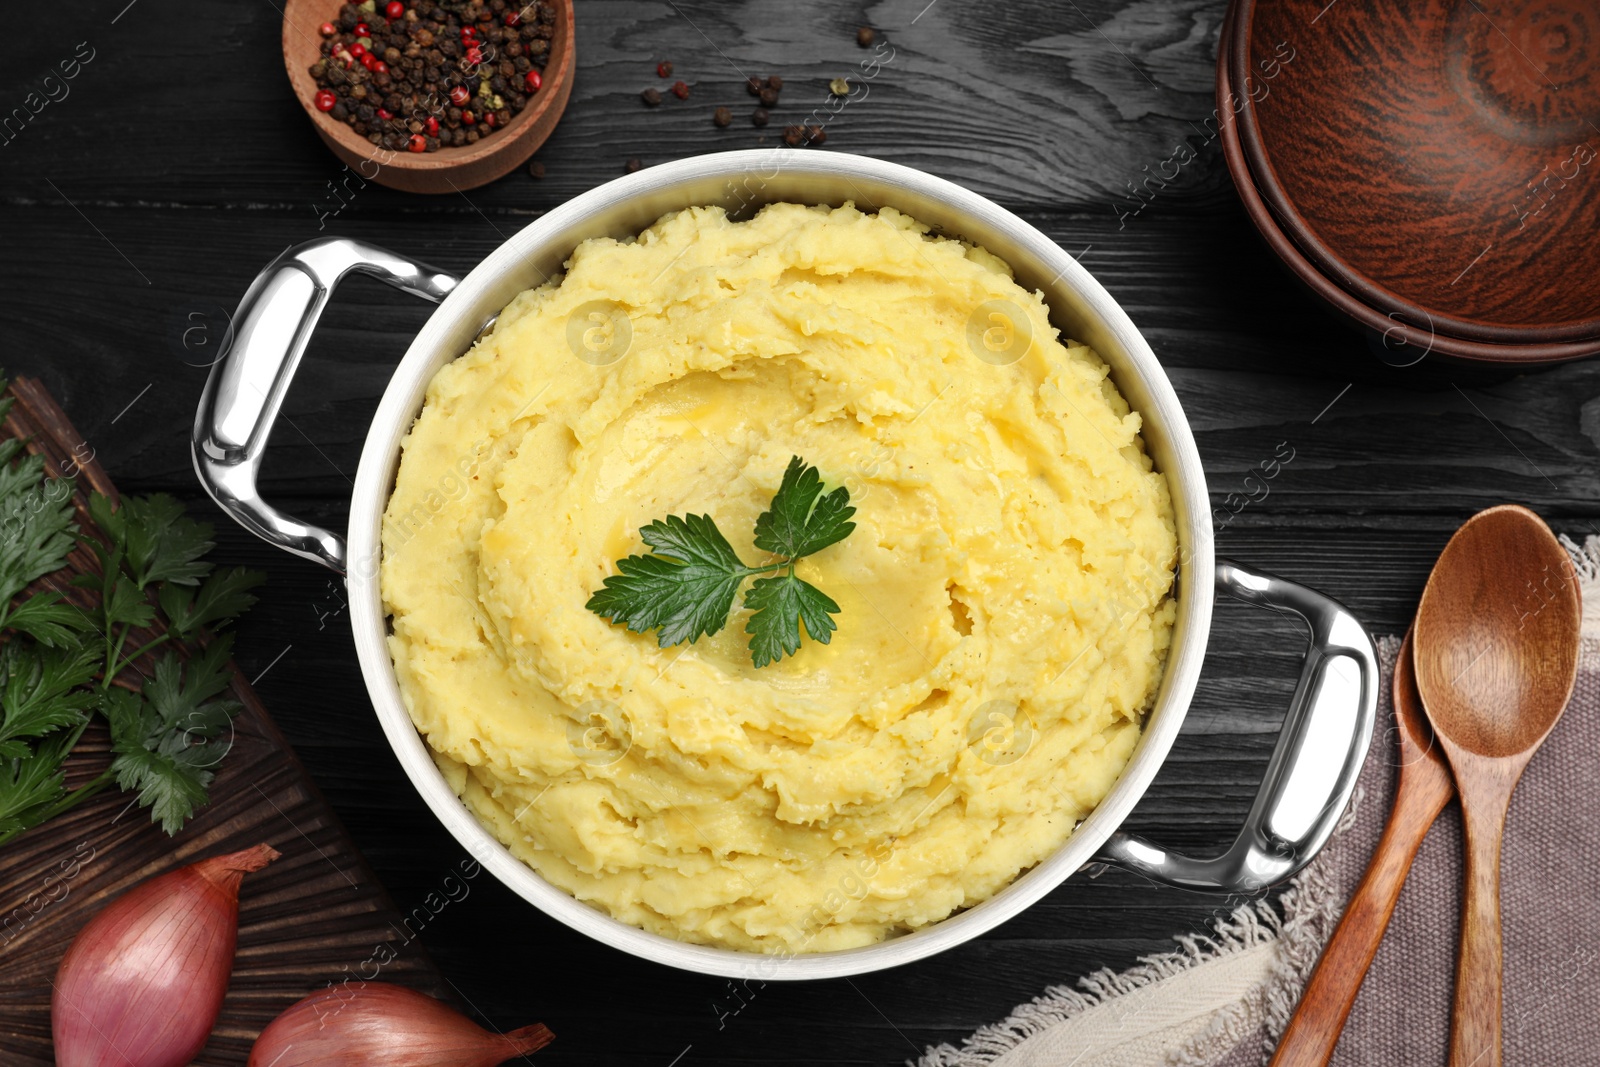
[52,843,280,1067]
[248,982,554,1067]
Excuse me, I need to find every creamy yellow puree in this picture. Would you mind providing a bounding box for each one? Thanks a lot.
[381,202,1177,953]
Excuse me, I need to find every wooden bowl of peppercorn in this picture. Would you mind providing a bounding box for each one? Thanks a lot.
[284,0,574,194]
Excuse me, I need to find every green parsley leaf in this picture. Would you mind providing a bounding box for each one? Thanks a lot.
[91,492,215,589]
[158,567,265,641]
[4,591,92,648]
[743,572,842,668]
[586,514,756,647]
[0,461,76,607]
[587,457,855,665]
[752,455,857,560]
[0,731,76,835]
[106,637,241,835]
[0,641,98,748]
[73,565,157,631]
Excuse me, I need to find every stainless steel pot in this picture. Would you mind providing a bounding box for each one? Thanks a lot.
[193,151,1378,979]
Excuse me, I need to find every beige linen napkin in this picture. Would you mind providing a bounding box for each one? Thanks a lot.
[918,536,1600,1067]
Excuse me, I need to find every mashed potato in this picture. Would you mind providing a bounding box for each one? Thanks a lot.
[381,202,1177,953]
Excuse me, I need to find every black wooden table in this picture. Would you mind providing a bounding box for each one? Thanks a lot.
[4,1,1596,1064]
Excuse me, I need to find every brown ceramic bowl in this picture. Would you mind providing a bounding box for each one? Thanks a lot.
[1217,6,1600,365]
[1229,0,1600,349]
[283,0,574,194]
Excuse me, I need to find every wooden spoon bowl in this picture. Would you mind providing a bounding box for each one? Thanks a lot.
[282,0,575,194]
[1414,504,1581,1067]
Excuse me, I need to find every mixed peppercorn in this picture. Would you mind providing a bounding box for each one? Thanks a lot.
[309,0,555,153]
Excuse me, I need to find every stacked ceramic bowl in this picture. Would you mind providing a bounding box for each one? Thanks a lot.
[1219,0,1600,365]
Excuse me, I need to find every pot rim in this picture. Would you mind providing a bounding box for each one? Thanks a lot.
[345,150,1215,979]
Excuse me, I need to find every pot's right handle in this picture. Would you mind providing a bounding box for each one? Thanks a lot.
[191,237,460,574]
[1095,559,1378,893]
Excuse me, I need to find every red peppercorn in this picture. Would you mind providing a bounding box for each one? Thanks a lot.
[408,133,427,152]
[524,69,542,92]
[350,42,368,59]
[319,21,336,35]
[354,21,370,36]
[449,85,470,106]
[385,0,404,18]
[374,60,389,74]
[461,109,476,125]
[426,115,440,135]
[460,25,477,40]
[504,9,520,25]
[656,61,672,77]
[671,80,689,100]
[378,107,394,119]
[361,52,378,70]
[314,89,337,111]
[484,111,496,127]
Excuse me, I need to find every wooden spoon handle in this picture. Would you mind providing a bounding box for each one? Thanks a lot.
[1270,767,1453,1067]
[1450,782,1513,1067]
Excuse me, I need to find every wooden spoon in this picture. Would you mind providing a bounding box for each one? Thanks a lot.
[1413,505,1582,1067]
[1269,629,1456,1067]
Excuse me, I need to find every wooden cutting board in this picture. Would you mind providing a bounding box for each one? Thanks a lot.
[0,376,449,1064]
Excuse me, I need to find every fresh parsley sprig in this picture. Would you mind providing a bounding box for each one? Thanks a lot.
[587,456,856,667]
[0,373,265,846]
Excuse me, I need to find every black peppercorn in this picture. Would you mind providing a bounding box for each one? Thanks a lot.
[759,86,778,107]
[857,26,875,46]
[751,107,768,126]
[806,124,825,144]
[766,75,782,91]
[529,160,545,178]
[713,106,732,126]
[641,87,661,106]
[747,76,763,96]
[625,157,642,172]
[783,125,803,145]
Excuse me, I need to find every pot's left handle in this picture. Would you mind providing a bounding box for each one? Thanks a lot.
[192,237,460,574]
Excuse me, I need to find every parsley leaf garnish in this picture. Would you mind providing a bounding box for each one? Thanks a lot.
[585,514,754,647]
[752,457,856,560]
[744,572,842,668]
[587,456,856,667]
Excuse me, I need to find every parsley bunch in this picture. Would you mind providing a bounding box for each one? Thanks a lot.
[0,376,264,847]
[587,456,856,667]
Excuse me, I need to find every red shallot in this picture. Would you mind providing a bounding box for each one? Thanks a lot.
[52,842,280,1067]
[248,981,554,1067]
